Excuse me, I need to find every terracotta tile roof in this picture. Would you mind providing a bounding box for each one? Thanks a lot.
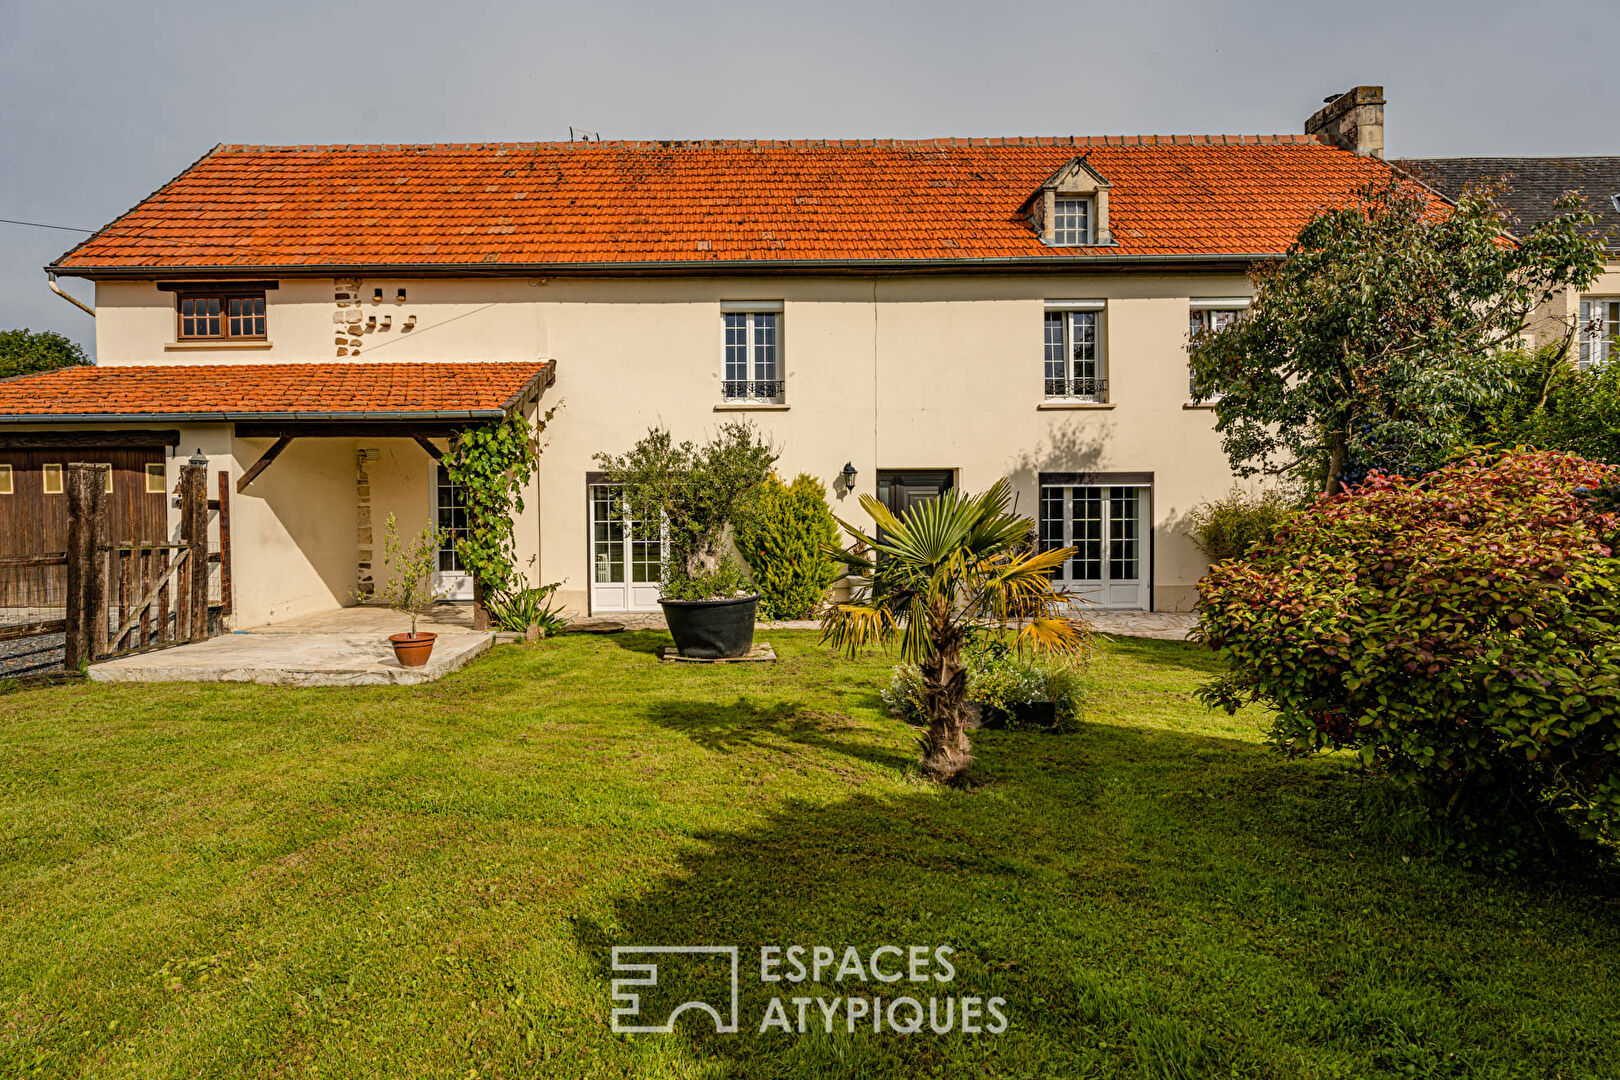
[0,360,555,422]
[52,137,1401,271]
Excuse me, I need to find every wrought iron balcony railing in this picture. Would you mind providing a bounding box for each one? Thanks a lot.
[1044,376,1108,402]
[722,379,786,403]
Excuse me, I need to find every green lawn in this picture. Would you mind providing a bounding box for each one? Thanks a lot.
[1,631,1616,1079]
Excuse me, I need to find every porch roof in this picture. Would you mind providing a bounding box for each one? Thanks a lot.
[0,359,555,424]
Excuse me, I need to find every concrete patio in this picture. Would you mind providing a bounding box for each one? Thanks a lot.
[88,603,492,686]
[80,602,1198,686]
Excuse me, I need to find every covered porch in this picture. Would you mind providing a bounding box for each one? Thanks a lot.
[0,359,558,638]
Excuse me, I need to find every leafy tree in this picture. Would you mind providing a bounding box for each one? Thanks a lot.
[595,421,778,600]
[1462,345,1620,464]
[1189,179,1604,494]
[0,328,89,380]
[821,480,1090,783]
[1194,449,1620,864]
[734,473,843,619]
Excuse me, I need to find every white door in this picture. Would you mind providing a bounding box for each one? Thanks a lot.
[431,464,474,601]
[1040,483,1151,610]
[589,483,662,613]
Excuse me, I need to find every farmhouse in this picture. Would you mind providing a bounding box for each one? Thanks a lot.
[1,86,1523,627]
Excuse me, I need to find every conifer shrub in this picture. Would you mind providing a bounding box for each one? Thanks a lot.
[734,473,842,619]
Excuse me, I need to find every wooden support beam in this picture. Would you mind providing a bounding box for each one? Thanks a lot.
[236,436,292,493]
[234,421,474,440]
[412,435,444,461]
[64,463,111,668]
[217,470,232,623]
[0,429,180,449]
[182,464,209,643]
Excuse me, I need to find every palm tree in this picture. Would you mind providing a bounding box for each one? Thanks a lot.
[821,479,1090,782]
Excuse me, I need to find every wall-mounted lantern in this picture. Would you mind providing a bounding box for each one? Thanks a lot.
[841,462,858,493]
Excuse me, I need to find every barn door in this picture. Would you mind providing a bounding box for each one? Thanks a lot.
[0,446,166,608]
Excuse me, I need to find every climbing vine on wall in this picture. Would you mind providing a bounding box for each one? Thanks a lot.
[444,405,556,599]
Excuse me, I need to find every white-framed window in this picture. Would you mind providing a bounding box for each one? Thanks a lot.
[41,463,62,495]
[1188,300,1249,400]
[721,304,783,403]
[1044,301,1106,401]
[145,463,167,494]
[1037,477,1152,609]
[0,464,11,495]
[1579,297,1619,370]
[1051,196,1092,246]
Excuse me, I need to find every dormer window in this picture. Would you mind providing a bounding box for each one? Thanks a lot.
[1028,155,1113,247]
[1052,197,1093,246]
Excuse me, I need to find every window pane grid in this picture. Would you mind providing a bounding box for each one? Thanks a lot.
[1044,310,1105,400]
[1109,488,1140,580]
[1580,298,1620,370]
[722,310,784,401]
[593,483,662,585]
[179,292,265,340]
[435,465,468,573]
[1039,484,1143,584]
[1071,488,1103,580]
[1053,197,1091,245]
[1188,308,1241,398]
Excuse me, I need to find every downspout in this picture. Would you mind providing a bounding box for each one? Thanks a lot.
[48,273,94,317]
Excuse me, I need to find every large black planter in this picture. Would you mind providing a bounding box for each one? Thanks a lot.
[660,595,759,659]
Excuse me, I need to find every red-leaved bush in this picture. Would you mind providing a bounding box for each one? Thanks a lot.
[1194,449,1620,853]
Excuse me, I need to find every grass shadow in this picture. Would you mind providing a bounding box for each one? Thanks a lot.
[643,696,915,773]
[579,718,1620,1078]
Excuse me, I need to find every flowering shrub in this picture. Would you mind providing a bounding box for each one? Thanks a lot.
[1194,449,1620,861]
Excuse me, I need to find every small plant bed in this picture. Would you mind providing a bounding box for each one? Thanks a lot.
[658,641,777,664]
[882,636,1085,733]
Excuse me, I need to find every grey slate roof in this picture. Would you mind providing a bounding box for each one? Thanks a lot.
[1394,157,1620,252]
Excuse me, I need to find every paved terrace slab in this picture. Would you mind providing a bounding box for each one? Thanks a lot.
[87,631,491,687]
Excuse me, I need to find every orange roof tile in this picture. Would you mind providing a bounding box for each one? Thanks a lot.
[51,137,1402,271]
[0,361,555,421]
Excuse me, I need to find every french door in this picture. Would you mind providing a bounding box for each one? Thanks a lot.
[431,464,473,601]
[1039,482,1151,609]
[589,483,662,613]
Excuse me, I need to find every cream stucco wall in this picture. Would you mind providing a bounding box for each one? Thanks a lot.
[91,271,1257,616]
[1529,258,1620,350]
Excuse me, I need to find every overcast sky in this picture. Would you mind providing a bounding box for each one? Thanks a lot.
[3,0,1614,356]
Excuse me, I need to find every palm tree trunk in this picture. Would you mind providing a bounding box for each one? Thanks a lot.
[918,644,973,783]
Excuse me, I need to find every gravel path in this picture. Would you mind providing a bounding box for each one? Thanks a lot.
[0,632,66,679]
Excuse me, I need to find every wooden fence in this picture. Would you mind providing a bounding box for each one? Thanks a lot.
[60,462,231,669]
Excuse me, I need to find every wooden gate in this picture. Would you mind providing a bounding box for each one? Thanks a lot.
[61,462,231,669]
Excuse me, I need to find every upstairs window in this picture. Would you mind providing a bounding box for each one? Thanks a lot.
[1188,302,1247,400]
[1051,197,1093,246]
[1580,297,1619,370]
[722,305,783,403]
[177,290,267,341]
[1044,303,1106,402]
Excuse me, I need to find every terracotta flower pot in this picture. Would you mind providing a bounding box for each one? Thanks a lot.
[389,631,437,667]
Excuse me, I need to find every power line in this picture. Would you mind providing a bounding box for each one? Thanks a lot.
[0,217,95,233]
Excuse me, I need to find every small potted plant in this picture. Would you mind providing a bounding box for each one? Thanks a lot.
[380,513,442,667]
[596,422,777,658]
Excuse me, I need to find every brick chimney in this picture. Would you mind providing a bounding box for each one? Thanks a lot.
[1305,86,1385,158]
